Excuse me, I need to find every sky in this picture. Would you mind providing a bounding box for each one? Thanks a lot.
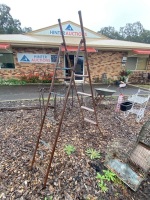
[1,0,150,32]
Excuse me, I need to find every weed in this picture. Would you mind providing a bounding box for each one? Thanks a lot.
[102,170,116,182]
[44,196,53,200]
[96,173,105,181]
[96,170,120,193]
[86,148,101,160]
[98,180,108,193]
[64,144,76,156]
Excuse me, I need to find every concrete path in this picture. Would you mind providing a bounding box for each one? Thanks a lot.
[0,83,142,102]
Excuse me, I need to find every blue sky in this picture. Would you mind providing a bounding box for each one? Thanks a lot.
[1,0,150,32]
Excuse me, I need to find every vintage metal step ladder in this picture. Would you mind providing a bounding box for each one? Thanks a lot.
[31,11,103,187]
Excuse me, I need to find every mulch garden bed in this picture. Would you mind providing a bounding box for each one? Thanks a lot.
[0,98,149,200]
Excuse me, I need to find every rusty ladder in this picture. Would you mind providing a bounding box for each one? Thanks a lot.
[30,10,103,188]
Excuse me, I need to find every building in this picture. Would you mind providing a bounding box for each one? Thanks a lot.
[0,21,150,83]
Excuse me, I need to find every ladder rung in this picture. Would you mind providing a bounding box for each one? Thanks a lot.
[74,74,89,77]
[77,92,92,97]
[81,106,94,112]
[84,117,97,125]
[56,67,72,70]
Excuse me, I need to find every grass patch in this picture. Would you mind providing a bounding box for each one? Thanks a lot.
[136,85,150,89]
[0,78,26,85]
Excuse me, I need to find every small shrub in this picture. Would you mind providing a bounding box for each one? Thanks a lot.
[102,170,116,182]
[98,180,108,193]
[64,144,76,156]
[27,74,40,83]
[86,148,101,160]
[41,72,53,83]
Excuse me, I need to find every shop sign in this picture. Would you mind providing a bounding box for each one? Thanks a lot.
[49,24,87,37]
[17,53,57,63]
[33,23,100,38]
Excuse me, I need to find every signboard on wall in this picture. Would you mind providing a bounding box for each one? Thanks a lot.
[17,53,57,63]
[33,23,101,38]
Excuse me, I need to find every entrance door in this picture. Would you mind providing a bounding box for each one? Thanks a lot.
[65,55,84,81]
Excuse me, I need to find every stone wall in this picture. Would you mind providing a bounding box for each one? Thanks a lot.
[129,71,150,84]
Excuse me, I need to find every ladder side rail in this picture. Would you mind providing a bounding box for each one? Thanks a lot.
[43,55,78,187]
[31,46,62,168]
[58,19,72,70]
[59,18,84,116]
[78,11,103,135]
[43,19,82,187]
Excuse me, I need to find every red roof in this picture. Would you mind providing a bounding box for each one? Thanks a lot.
[0,44,10,49]
[133,49,150,54]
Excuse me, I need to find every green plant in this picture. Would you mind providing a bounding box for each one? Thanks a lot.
[64,144,76,155]
[44,196,53,200]
[96,172,105,181]
[86,148,101,160]
[102,170,116,182]
[0,78,26,85]
[96,170,118,193]
[120,69,132,77]
[98,180,108,193]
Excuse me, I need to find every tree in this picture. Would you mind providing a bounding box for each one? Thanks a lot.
[98,21,150,44]
[0,4,32,34]
[98,26,123,40]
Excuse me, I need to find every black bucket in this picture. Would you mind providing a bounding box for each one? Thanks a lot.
[120,101,133,111]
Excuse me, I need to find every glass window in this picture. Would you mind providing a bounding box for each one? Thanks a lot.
[137,58,147,70]
[51,55,57,63]
[125,57,137,70]
[0,53,15,69]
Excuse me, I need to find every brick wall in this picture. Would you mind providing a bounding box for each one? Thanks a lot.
[88,51,127,82]
[0,47,64,80]
[0,47,149,83]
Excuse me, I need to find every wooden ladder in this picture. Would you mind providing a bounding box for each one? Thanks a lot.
[30,10,103,188]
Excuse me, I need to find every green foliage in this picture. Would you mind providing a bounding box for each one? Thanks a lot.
[96,170,118,193]
[120,70,132,77]
[64,145,76,156]
[44,196,53,200]
[98,21,150,44]
[102,170,116,182]
[0,4,32,34]
[98,180,108,193]
[86,148,101,160]
[0,78,26,85]
[96,172,105,181]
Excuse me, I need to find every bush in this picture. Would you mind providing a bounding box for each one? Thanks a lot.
[41,72,53,83]
[20,72,54,83]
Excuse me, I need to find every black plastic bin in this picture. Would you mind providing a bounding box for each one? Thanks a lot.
[120,101,133,111]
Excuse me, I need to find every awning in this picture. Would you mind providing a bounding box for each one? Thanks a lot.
[0,44,10,49]
[132,49,150,55]
[61,46,96,52]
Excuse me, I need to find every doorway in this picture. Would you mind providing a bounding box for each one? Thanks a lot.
[65,55,84,81]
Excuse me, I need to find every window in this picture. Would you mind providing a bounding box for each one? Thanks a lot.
[136,58,147,70]
[125,57,147,70]
[51,55,57,63]
[125,57,137,70]
[0,53,15,69]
